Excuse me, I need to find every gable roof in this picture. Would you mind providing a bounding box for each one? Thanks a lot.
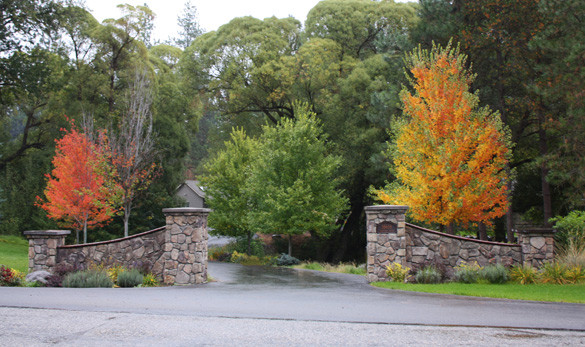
[179,180,206,199]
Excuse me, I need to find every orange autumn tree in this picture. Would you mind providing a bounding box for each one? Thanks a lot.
[374,43,511,233]
[37,123,120,244]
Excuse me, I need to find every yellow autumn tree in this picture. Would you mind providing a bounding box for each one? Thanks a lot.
[375,43,511,233]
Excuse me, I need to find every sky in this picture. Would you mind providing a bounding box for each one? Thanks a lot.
[83,0,323,42]
[83,0,414,42]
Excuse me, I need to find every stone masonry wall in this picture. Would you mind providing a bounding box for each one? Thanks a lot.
[406,224,522,278]
[27,208,211,285]
[58,227,166,277]
[517,229,555,267]
[160,208,209,285]
[24,230,70,273]
[365,205,552,282]
[365,205,408,282]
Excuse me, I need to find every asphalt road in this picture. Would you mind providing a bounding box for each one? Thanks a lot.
[1,262,584,345]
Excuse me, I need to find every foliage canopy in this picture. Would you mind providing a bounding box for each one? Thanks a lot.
[375,43,510,229]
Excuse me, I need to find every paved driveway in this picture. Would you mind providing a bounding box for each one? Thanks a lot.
[1,262,584,345]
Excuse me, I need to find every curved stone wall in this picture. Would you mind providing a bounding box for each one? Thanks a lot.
[26,208,210,285]
[365,205,554,282]
[406,223,522,278]
[58,227,166,275]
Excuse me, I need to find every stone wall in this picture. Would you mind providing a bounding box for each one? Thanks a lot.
[160,208,209,285]
[365,205,555,282]
[518,228,555,267]
[58,227,166,276]
[24,230,70,272]
[365,205,408,282]
[26,208,210,285]
[406,224,522,278]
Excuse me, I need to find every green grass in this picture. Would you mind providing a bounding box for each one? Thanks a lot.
[294,262,367,276]
[372,282,585,304]
[0,235,29,273]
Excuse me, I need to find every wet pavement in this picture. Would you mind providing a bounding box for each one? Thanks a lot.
[1,262,585,345]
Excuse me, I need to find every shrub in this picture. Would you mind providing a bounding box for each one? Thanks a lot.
[510,263,539,284]
[454,261,483,284]
[130,260,153,275]
[540,262,568,284]
[551,211,585,249]
[0,265,22,286]
[230,251,276,265]
[415,266,442,284]
[46,262,84,287]
[224,237,266,258]
[62,269,113,288]
[141,273,158,287]
[106,265,125,283]
[412,258,447,282]
[343,264,366,276]
[563,265,585,284]
[302,262,325,271]
[556,241,585,268]
[209,246,231,261]
[276,253,300,266]
[385,262,411,283]
[117,269,143,288]
[481,264,510,284]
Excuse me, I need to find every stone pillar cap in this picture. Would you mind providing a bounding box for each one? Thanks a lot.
[23,230,71,237]
[364,205,409,212]
[162,207,212,214]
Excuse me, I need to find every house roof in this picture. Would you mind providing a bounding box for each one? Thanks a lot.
[179,180,206,199]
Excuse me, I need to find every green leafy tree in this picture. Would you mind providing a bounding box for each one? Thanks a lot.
[532,0,585,209]
[175,0,203,49]
[180,0,418,261]
[304,0,417,58]
[181,16,302,124]
[247,105,348,256]
[201,129,257,254]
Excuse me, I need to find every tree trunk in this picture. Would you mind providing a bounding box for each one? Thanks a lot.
[124,211,130,237]
[539,118,552,227]
[83,218,88,244]
[506,176,515,243]
[124,202,132,237]
[445,223,454,235]
[332,207,358,262]
[246,231,252,256]
[288,234,292,256]
[478,222,487,241]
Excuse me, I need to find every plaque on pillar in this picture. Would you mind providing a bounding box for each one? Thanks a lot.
[376,221,397,234]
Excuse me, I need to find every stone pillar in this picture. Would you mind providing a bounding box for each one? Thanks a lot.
[517,228,555,267]
[23,230,71,273]
[365,205,408,282]
[160,208,210,285]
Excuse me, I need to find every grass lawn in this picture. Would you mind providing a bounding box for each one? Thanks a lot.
[0,235,29,273]
[372,281,585,304]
